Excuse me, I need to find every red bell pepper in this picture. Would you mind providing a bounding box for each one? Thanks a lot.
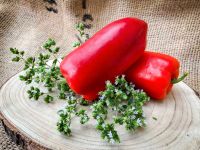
[126,51,188,100]
[60,18,147,101]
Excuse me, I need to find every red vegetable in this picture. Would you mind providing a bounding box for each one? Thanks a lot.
[126,51,187,100]
[60,18,147,101]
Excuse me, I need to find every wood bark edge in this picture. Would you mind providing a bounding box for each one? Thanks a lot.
[0,112,50,150]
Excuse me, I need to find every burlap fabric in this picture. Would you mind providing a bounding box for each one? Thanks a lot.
[0,0,199,149]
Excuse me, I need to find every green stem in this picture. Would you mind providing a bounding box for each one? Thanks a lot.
[171,72,188,84]
[53,54,61,64]
[19,56,28,64]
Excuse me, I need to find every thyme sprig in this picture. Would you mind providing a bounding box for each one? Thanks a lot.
[91,75,149,143]
[10,38,70,103]
[73,23,89,47]
[57,94,90,136]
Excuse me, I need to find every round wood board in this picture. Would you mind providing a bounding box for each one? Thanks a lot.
[0,72,200,150]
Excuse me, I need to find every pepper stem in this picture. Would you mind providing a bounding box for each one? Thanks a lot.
[171,72,189,84]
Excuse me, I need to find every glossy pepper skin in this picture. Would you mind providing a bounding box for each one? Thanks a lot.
[60,18,147,101]
[126,51,180,100]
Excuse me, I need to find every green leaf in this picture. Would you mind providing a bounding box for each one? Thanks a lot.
[57,80,70,92]
[19,75,26,81]
[79,98,89,106]
[34,76,40,83]
[10,48,19,54]
[152,117,157,121]
[27,86,43,101]
[76,23,85,31]
[20,51,25,56]
[76,109,90,124]
[27,57,34,63]
[12,56,20,62]
[52,59,57,67]
[72,42,81,47]
[23,63,29,70]
[114,116,123,125]
[44,95,53,103]
[59,92,66,99]
[43,38,56,49]
[53,47,60,53]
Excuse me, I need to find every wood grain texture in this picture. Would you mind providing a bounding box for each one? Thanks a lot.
[0,72,200,150]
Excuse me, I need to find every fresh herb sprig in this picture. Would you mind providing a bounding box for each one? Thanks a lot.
[91,75,150,143]
[57,93,90,135]
[73,23,89,47]
[10,38,70,103]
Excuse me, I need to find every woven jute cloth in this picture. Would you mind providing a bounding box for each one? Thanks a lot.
[0,0,199,149]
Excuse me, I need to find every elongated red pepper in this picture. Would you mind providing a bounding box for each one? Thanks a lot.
[126,51,187,100]
[60,18,147,101]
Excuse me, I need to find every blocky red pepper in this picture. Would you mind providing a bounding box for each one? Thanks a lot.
[60,18,147,101]
[126,51,188,100]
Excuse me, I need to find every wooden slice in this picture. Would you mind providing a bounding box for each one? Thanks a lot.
[0,72,200,150]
